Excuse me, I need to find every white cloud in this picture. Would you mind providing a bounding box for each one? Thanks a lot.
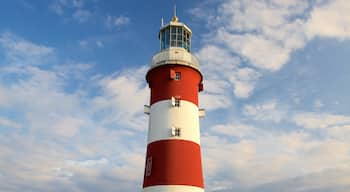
[73,9,92,23]
[328,124,350,141]
[238,167,350,192]
[199,92,232,110]
[0,33,147,192]
[92,66,149,130]
[0,32,147,136]
[49,3,64,15]
[210,123,257,138]
[306,0,350,39]
[53,62,93,79]
[230,67,260,98]
[218,0,308,32]
[0,117,21,129]
[191,0,350,104]
[112,152,144,181]
[217,32,294,71]
[1,1,350,191]
[313,99,324,108]
[211,0,308,71]
[243,100,286,123]
[0,33,54,65]
[195,0,350,74]
[66,158,108,167]
[50,0,85,11]
[199,78,232,110]
[196,45,260,102]
[197,45,240,76]
[54,117,85,137]
[203,124,350,191]
[49,0,93,24]
[293,112,350,129]
[0,66,82,128]
[78,39,105,49]
[191,0,308,104]
[106,15,130,28]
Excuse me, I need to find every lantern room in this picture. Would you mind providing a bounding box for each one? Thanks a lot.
[159,15,192,52]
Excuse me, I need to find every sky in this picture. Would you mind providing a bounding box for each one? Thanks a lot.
[0,0,350,191]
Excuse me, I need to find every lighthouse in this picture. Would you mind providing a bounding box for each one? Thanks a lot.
[142,9,205,192]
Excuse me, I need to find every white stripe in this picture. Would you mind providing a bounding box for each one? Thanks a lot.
[148,100,200,144]
[143,185,204,192]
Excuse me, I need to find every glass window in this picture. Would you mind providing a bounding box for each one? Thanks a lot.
[177,34,182,40]
[175,99,180,107]
[160,26,191,51]
[178,42,182,47]
[171,127,181,136]
[165,28,170,49]
[161,31,165,49]
[175,72,181,80]
[175,128,181,136]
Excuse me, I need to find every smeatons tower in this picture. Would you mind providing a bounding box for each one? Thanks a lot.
[142,10,205,192]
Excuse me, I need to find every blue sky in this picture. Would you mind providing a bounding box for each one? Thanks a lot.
[0,0,350,191]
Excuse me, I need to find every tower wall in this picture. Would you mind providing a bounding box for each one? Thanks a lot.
[146,65,202,106]
[147,100,200,144]
[143,64,204,191]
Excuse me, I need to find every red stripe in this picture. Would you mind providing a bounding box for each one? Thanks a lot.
[146,65,202,106]
[142,139,204,188]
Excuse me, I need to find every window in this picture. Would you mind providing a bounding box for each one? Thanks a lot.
[177,41,183,48]
[163,28,170,50]
[175,72,181,80]
[175,128,181,136]
[171,96,181,107]
[177,27,182,34]
[159,26,191,52]
[177,34,182,40]
[171,127,181,137]
[175,99,180,107]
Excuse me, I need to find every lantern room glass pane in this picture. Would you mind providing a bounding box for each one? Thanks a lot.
[177,34,182,40]
[159,25,191,52]
[177,41,182,47]
[165,28,170,49]
[161,31,165,49]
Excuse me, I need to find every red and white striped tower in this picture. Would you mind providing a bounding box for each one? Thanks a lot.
[142,10,205,192]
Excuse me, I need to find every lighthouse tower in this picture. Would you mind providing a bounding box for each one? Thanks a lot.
[142,9,205,192]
